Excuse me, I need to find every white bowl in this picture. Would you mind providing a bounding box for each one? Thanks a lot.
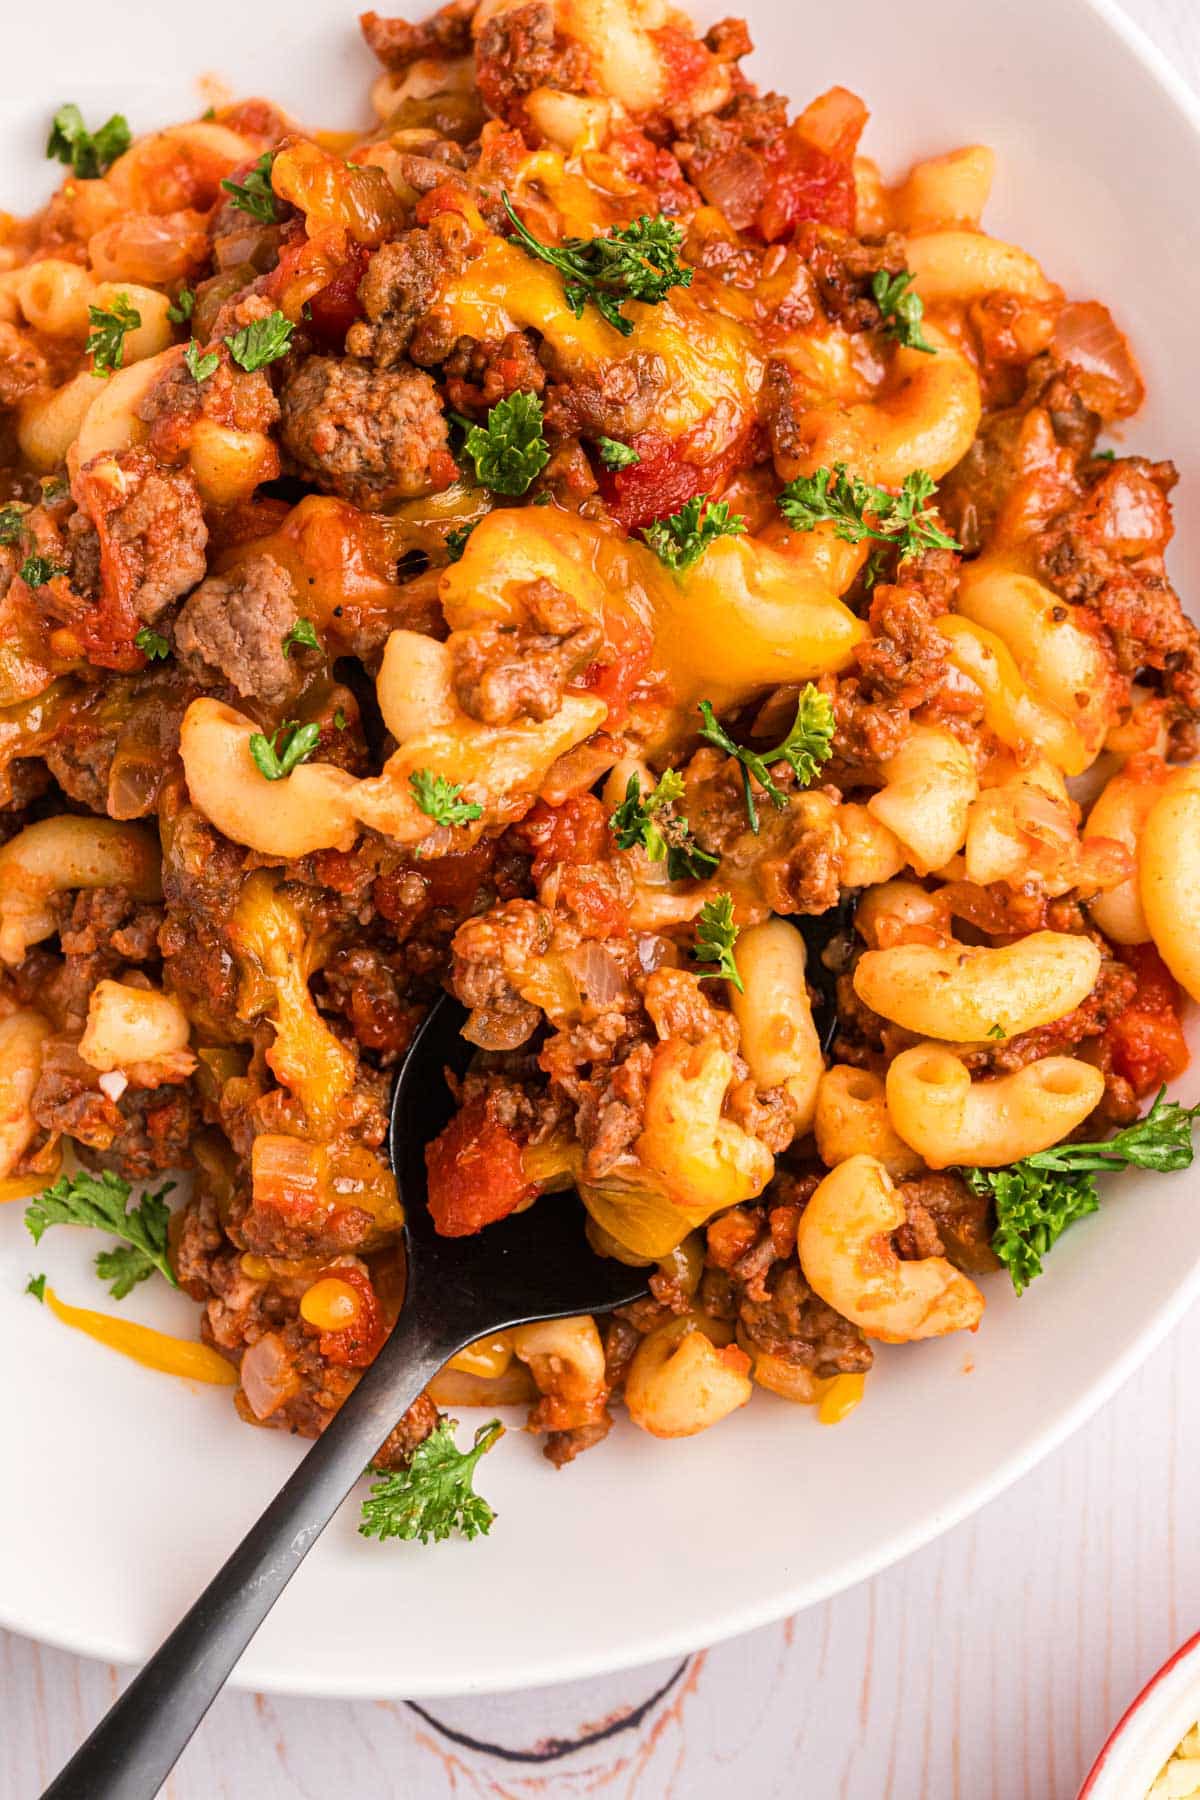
[1082,1633,1200,1799]
[4,0,1200,1699]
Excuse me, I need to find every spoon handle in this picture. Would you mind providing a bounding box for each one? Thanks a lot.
[41,1309,454,1800]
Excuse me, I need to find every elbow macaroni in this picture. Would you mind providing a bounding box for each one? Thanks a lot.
[815,1065,924,1177]
[885,1045,1103,1168]
[729,919,823,1138]
[868,724,977,876]
[853,931,1102,1042]
[1140,768,1200,1002]
[796,1155,985,1342]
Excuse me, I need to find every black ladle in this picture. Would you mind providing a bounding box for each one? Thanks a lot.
[41,993,648,1800]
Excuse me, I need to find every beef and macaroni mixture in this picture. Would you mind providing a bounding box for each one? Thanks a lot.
[2,0,1199,1474]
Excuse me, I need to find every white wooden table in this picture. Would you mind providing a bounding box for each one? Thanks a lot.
[5,1,1200,1793]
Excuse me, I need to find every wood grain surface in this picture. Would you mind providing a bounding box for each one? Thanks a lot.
[4,1,1199,1794]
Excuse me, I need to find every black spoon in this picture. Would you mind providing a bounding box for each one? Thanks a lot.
[41,992,648,1800]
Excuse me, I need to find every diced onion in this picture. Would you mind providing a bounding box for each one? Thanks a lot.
[239,1332,301,1419]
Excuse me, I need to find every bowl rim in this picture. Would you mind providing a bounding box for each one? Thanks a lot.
[1080,1632,1200,1798]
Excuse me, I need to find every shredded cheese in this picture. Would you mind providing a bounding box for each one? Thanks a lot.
[40,1284,238,1385]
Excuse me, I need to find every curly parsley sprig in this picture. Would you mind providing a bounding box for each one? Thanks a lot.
[871,270,935,353]
[225,310,294,373]
[86,293,141,377]
[184,339,219,383]
[693,893,743,992]
[409,768,482,828]
[135,627,170,661]
[19,555,68,589]
[282,618,320,655]
[461,391,549,496]
[966,1088,1200,1294]
[697,684,835,834]
[249,720,321,780]
[167,286,195,325]
[46,104,130,179]
[220,151,280,224]
[503,193,692,338]
[642,494,746,574]
[0,505,28,547]
[359,1417,503,1545]
[25,1170,177,1300]
[596,437,640,469]
[777,464,959,559]
[609,769,718,882]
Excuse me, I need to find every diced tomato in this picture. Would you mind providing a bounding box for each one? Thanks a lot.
[414,183,473,225]
[558,865,630,939]
[599,419,758,533]
[419,843,497,910]
[265,234,369,344]
[517,795,610,879]
[315,1264,387,1368]
[426,1098,536,1237]
[1103,943,1189,1098]
[304,241,369,344]
[649,25,714,103]
[606,126,692,212]
[758,131,857,240]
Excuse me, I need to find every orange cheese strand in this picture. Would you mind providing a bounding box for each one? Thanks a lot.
[816,1372,866,1425]
[0,1173,54,1204]
[42,1286,238,1385]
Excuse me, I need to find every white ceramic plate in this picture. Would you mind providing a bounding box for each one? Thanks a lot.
[3,0,1200,1701]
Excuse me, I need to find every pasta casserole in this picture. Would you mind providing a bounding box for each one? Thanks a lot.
[3,0,1200,1527]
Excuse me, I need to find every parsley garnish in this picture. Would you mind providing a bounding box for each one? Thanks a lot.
[85,293,141,377]
[871,270,935,353]
[19,555,67,588]
[694,893,743,991]
[597,437,640,469]
[26,1273,46,1303]
[609,769,718,881]
[987,1022,1006,1040]
[462,392,549,496]
[409,768,483,827]
[1094,448,1117,461]
[697,684,835,833]
[46,105,131,179]
[445,523,475,561]
[249,719,322,780]
[25,1171,177,1299]
[0,505,27,547]
[135,626,170,661]
[777,464,959,559]
[183,339,219,383]
[220,151,280,224]
[359,1417,503,1545]
[642,494,746,574]
[282,618,320,655]
[167,286,196,324]
[333,708,348,730]
[966,1088,1200,1294]
[40,477,70,506]
[503,192,692,338]
[224,311,294,373]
